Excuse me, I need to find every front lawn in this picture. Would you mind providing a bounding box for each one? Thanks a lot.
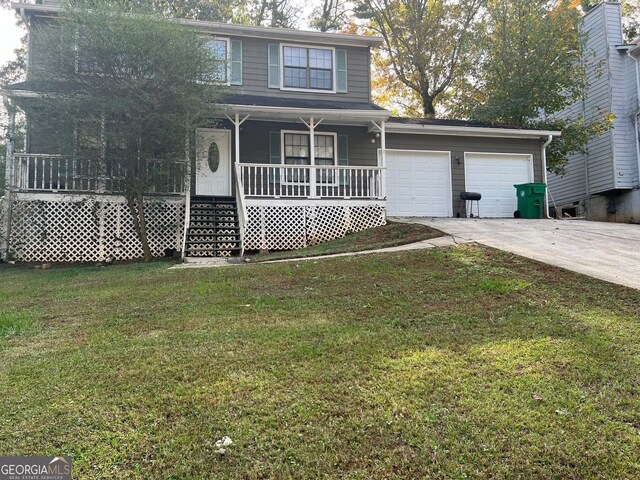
[246,221,443,262]
[1,246,639,478]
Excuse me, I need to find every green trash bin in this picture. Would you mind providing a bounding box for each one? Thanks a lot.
[513,183,546,219]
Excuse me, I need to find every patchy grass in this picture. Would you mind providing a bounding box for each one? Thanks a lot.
[0,310,33,339]
[1,246,639,479]
[246,221,443,262]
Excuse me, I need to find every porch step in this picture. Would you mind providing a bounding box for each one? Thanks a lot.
[183,195,242,258]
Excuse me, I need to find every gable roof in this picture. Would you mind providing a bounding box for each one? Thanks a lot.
[11,2,383,48]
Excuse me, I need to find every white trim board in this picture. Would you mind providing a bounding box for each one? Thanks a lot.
[218,104,390,122]
[385,123,561,139]
[245,198,385,207]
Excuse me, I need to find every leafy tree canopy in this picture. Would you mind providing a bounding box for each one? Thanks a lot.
[30,1,223,259]
[356,0,483,117]
[310,0,351,32]
[459,0,613,174]
[65,0,239,21]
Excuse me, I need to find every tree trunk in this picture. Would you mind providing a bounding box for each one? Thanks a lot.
[422,95,436,118]
[271,0,278,27]
[126,192,153,261]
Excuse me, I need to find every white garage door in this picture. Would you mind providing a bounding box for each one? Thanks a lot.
[386,150,452,217]
[465,153,533,218]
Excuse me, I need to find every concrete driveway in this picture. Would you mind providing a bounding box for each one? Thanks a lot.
[392,217,640,290]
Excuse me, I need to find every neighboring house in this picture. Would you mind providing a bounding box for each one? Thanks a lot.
[1,0,559,263]
[549,1,640,222]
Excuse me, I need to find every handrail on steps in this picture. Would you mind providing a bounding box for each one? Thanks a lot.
[181,187,191,262]
[235,163,248,257]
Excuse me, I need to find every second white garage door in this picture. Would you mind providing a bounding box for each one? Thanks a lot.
[465,153,533,218]
[386,150,452,217]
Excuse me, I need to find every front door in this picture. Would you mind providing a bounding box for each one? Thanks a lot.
[195,128,231,196]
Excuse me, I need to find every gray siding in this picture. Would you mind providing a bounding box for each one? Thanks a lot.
[581,3,616,193]
[229,36,371,103]
[386,134,543,214]
[189,120,378,194]
[27,15,58,80]
[623,47,639,187]
[25,15,373,104]
[606,3,637,189]
[227,120,377,165]
[548,101,588,206]
[549,2,639,208]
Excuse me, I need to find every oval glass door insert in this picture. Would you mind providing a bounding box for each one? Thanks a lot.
[208,142,220,172]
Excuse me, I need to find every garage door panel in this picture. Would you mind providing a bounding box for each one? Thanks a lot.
[465,154,533,218]
[386,151,452,217]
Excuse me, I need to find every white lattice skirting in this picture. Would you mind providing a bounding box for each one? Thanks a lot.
[244,201,386,251]
[9,193,185,262]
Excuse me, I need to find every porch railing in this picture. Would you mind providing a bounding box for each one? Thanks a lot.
[238,163,385,199]
[13,154,187,195]
[234,164,248,257]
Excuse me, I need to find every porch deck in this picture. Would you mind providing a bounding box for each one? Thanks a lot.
[4,154,387,262]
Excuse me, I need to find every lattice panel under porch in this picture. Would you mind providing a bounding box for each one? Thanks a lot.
[306,206,349,246]
[10,195,184,262]
[244,204,386,251]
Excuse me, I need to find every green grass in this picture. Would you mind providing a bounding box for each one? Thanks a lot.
[1,246,639,479]
[0,310,33,339]
[246,221,443,262]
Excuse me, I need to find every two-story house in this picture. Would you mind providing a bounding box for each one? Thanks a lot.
[548,1,640,223]
[1,0,560,263]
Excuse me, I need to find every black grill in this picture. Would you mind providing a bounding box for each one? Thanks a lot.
[457,191,482,218]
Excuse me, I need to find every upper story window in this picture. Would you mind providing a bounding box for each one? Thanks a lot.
[282,45,334,91]
[206,38,230,84]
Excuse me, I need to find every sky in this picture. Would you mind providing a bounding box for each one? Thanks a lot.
[0,8,25,66]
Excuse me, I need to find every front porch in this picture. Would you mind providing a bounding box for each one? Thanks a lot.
[2,101,391,262]
[193,101,390,255]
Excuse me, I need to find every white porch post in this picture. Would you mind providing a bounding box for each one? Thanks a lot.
[234,113,240,164]
[380,120,386,200]
[301,116,323,199]
[225,113,250,164]
[184,122,190,194]
[309,116,316,198]
[2,100,16,261]
[225,113,249,195]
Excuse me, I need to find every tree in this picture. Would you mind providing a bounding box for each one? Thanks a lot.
[622,0,640,41]
[234,0,300,28]
[310,0,351,32]
[465,0,613,174]
[356,0,483,117]
[30,2,222,260]
[66,0,238,21]
[0,9,27,181]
